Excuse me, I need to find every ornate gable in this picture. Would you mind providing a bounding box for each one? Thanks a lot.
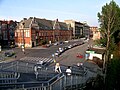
[53,19,61,30]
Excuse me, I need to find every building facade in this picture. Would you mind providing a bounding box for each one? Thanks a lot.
[0,20,17,48]
[64,20,90,39]
[83,22,90,39]
[15,17,72,48]
[90,27,100,40]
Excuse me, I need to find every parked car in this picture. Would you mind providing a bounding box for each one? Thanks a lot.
[55,50,61,56]
[73,43,78,47]
[59,48,64,53]
[5,52,14,57]
[68,45,72,49]
[84,38,89,43]
[59,42,64,45]
[42,44,51,48]
[63,46,69,51]
[54,42,59,46]
[64,41,69,43]
[46,44,52,47]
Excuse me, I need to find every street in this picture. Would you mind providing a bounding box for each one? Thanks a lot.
[57,42,88,66]
[12,39,86,59]
[0,39,96,73]
[0,39,94,66]
[0,39,90,72]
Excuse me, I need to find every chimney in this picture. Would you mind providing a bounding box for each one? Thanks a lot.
[29,17,33,19]
[23,18,27,20]
[56,18,58,22]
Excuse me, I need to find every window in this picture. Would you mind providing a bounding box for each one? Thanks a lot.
[15,32,18,37]
[45,32,47,36]
[3,31,8,40]
[25,30,30,37]
[2,24,7,29]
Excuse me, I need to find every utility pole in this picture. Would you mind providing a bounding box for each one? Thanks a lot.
[22,22,25,54]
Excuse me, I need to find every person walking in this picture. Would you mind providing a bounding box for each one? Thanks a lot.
[66,66,72,76]
[55,63,62,73]
[77,62,84,70]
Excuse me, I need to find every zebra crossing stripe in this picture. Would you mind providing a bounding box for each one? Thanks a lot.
[44,58,48,62]
[20,57,53,63]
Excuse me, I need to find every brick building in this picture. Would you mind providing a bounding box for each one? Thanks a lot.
[15,17,72,48]
[0,20,17,47]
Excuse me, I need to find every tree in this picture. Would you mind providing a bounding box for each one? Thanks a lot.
[98,0,120,62]
[105,58,120,90]
[98,0,120,88]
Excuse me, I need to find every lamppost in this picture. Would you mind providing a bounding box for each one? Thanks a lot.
[22,22,25,54]
[52,54,56,63]
[0,34,1,51]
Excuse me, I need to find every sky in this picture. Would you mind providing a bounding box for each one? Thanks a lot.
[0,0,120,27]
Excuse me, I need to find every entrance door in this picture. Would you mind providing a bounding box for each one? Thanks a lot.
[32,42,34,47]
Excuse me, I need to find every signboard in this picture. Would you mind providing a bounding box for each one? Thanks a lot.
[86,50,95,54]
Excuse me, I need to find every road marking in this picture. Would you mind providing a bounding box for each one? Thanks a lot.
[20,56,53,63]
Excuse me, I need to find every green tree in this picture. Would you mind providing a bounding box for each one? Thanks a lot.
[98,0,120,89]
[105,58,120,90]
[98,0,120,62]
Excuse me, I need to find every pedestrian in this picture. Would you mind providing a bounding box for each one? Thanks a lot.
[15,55,17,58]
[66,66,72,76]
[55,63,62,73]
[23,51,25,54]
[34,65,38,79]
[77,62,84,69]
[87,44,90,49]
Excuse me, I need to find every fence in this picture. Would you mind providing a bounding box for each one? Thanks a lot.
[0,61,100,90]
[24,72,90,90]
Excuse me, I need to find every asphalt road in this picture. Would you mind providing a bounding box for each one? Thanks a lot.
[12,39,85,59]
[0,39,90,73]
[55,42,89,66]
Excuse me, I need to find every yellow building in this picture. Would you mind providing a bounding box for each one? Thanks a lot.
[90,27,101,40]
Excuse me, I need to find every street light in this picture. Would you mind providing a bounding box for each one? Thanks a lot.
[52,54,56,63]
[22,22,25,54]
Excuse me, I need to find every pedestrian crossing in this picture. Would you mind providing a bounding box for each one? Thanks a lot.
[20,57,54,63]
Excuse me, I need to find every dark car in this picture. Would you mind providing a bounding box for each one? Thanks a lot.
[63,46,69,51]
[59,41,64,45]
[4,50,15,57]
[5,52,14,57]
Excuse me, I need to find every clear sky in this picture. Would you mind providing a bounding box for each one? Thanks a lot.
[0,0,120,27]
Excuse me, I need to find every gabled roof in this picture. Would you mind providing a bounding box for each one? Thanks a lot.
[35,18,53,30]
[21,18,33,28]
[59,22,69,30]
[19,17,71,30]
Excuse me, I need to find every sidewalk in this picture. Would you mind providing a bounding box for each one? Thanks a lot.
[29,46,47,49]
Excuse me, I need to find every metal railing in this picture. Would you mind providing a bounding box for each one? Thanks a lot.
[0,60,35,73]
[0,71,20,90]
[0,61,101,90]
